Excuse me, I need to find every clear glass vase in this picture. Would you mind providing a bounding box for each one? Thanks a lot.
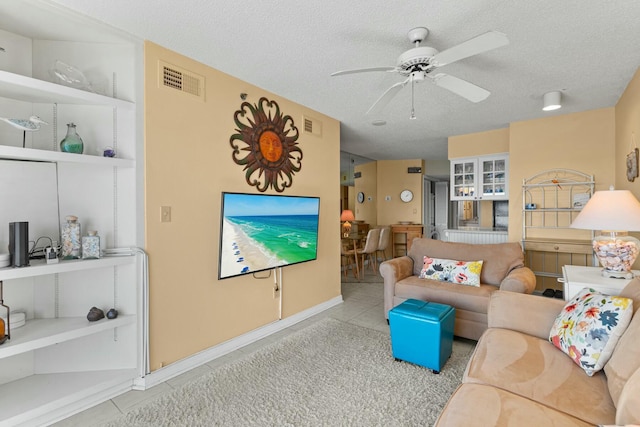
[82,231,100,259]
[61,215,81,259]
[60,122,84,154]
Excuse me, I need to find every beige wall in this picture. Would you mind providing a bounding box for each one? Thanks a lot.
[615,68,640,255]
[447,110,618,242]
[508,108,616,242]
[376,159,424,226]
[615,68,640,195]
[353,159,424,228]
[448,128,509,159]
[144,42,341,370]
[353,161,377,225]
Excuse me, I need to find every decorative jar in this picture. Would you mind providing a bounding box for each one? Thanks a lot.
[82,231,100,259]
[60,122,84,154]
[61,215,81,259]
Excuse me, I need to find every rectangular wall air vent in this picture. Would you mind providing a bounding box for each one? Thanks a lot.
[158,60,205,101]
[302,114,322,137]
[304,118,313,133]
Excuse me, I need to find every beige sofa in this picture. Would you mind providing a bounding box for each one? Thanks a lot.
[379,238,536,340]
[435,279,640,426]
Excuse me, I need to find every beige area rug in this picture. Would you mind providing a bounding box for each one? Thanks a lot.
[105,318,475,426]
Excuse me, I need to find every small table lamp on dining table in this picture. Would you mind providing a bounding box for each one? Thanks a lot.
[340,209,355,238]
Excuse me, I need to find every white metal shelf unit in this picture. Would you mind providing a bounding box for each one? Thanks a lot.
[521,169,596,291]
[522,169,594,231]
[0,1,142,424]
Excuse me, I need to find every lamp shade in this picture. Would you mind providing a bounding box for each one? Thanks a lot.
[340,210,355,222]
[570,189,640,231]
[542,91,561,111]
[571,188,640,278]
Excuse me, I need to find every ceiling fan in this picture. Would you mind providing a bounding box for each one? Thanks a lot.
[331,27,509,117]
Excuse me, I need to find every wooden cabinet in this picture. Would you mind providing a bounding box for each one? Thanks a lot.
[391,224,423,257]
[450,154,508,201]
[0,2,143,425]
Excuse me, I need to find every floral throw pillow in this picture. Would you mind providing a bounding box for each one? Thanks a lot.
[549,287,633,376]
[419,256,483,286]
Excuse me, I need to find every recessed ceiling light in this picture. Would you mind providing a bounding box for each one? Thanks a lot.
[372,120,386,126]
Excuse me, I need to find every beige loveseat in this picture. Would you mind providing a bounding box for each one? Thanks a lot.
[435,279,640,426]
[379,238,536,340]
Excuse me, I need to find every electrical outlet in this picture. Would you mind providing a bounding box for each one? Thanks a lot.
[273,285,280,299]
[161,206,171,222]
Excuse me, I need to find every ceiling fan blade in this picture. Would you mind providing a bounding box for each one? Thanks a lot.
[431,73,490,103]
[366,77,411,115]
[331,66,397,76]
[431,31,509,67]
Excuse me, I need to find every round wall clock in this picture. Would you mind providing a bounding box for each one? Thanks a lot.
[400,189,414,203]
[357,192,365,203]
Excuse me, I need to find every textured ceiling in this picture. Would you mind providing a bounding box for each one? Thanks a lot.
[51,0,640,165]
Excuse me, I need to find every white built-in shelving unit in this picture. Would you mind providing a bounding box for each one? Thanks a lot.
[0,1,144,425]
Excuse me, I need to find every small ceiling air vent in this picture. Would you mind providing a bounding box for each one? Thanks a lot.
[302,114,322,137]
[158,60,205,101]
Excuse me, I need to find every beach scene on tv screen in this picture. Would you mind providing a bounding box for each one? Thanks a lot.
[219,193,320,279]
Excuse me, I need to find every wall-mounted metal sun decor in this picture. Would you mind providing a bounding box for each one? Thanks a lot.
[230,97,303,192]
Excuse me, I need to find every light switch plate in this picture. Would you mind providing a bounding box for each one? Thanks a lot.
[161,206,172,222]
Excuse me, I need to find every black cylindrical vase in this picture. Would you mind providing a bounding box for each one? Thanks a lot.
[9,221,29,267]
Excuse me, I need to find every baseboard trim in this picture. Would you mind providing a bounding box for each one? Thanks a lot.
[19,376,134,427]
[133,295,343,390]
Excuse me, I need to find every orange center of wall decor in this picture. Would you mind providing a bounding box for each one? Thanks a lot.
[259,130,283,162]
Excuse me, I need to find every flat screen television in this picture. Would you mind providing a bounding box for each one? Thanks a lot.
[218,192,320,280]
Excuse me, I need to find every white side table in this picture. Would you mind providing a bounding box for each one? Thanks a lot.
[560,265,637,301]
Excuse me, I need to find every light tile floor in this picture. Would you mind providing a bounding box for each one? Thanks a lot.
[53,265,431,426]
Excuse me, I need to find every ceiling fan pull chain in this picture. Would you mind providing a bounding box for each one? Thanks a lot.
[410,74,417,120]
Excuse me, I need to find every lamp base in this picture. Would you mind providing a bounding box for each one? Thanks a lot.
[600,268,634,279]
[593,232,639,280]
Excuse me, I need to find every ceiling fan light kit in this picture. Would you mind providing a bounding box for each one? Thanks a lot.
[543,91,562,111]
[331,27,509,118]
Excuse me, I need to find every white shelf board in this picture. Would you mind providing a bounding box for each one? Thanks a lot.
[0,70,134,110]
[0,144,134,167]
[0,256,135,281]
[0,315,136,359]
[0,369,137,426]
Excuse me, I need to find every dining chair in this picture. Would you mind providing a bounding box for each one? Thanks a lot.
[340,241,359,279]
[357,228,381,277]
[375,226,391,264]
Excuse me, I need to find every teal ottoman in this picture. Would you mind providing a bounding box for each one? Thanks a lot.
[389,299,455,373]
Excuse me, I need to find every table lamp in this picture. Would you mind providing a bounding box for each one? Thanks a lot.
[570,187,640,278]
[340,209,355,237]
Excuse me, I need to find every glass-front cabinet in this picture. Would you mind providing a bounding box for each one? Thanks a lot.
[480,156,508,199]
[451,158,478,199]
[450,154,509,201]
